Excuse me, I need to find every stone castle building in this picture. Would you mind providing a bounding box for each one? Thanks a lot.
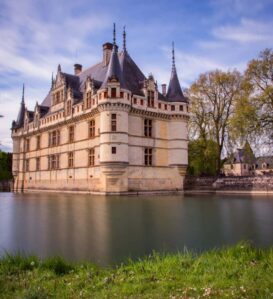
[11,26,189,194]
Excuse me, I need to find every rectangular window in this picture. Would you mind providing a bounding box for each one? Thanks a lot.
[158,103,161,109]
[88,148,95,166]
[165,104,167,110]
[67,101,72,115]
[68,126,74,143]
[134,98,137,104]
[140,99,144,105]
[86,91,92,109]
[112,147,116,154]
[89,119,95,138]
[144,119,152,137]
[48,155,59,170]
[186,105,189,112]
[120,91,124,98]
[36,158,40,171]
[144,148,152,166]
[25,159,29,171]
[49,130,60,147]
[68,152,74,168]
[147,91,155,107]
[171,105,175,111]
[25,139,30,152]
[179,105,183,111]
[111,114,117,132]
[111,88,116,98]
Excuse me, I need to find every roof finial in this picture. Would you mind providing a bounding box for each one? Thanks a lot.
[123,25,126,52]
[51,72,54,87]
[57,64,61,72]
[22,83,25,104]
[172,41,175,69]
[113,23,116,46]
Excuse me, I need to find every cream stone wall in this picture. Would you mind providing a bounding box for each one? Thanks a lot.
[12,88,189,194]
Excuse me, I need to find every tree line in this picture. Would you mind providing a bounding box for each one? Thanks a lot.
[188,49,273,176]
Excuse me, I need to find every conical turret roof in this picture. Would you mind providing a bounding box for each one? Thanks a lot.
[166,43,187,102]
[101,24,126,89]
[15,84,26,128]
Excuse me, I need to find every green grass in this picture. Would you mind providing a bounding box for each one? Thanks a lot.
[1,242,273,298]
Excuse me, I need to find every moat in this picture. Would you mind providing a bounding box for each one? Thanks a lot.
[1,192,273,266]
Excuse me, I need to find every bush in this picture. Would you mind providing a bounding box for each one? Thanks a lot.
[41,256,74,276]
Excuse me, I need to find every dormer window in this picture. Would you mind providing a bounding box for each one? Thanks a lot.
[34,114,39,127]
[67,100,72,116]
[86,91,92,109]
[111,88,116,98]
[147,91,154,107]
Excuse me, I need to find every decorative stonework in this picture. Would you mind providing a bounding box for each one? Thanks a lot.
[11,29,189,194]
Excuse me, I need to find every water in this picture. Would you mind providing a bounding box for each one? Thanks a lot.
[0,192,273,266]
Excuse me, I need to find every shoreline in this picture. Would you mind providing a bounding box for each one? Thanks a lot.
[1,242,273,298]
[8,188,273,196]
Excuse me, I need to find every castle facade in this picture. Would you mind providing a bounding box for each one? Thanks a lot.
[11,27,189,194]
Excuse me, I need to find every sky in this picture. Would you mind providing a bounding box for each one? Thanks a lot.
[0,0,273,152]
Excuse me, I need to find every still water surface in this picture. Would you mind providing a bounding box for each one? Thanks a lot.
[0,192,273,266]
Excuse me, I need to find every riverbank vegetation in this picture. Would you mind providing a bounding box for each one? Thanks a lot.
[188,48,273,176]
[1,242,273,298]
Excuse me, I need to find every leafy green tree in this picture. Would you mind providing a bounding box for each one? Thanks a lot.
[0,151,13,181]
[188,139,218,176]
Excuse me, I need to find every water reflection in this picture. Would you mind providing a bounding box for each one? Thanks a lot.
[0,192,273,266]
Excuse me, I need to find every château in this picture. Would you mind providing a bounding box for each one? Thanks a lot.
[11,25,189,194]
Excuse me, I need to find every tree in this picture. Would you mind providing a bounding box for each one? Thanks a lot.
[189,70,242,173]
[188,139,218,176]
[0,151,13,181]
[245,49,273,140]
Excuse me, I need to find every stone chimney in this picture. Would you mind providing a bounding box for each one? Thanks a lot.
[103,42,113,67]
[161,84,167,96]
[74,64,82,75]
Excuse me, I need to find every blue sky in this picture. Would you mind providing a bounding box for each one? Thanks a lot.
[0,0,273,151]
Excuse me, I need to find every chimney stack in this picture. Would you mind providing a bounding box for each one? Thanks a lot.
[74,64,82,75]
[161,84,167,96]
[103,42,114,67]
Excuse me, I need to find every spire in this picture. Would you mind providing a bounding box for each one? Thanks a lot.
[57,64,61,72]
[16,84,26,128]
[101,24,126,89]
[172,41,175,69]
[113,22,116,46]
[123,25,126,52]
[51,72,54,88]
[21,83,25,103]
[166,42,187,102]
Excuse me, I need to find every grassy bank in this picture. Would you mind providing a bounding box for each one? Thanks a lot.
[1,243,273,299]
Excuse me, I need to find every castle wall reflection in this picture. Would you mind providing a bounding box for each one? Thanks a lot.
[0,193,273,266]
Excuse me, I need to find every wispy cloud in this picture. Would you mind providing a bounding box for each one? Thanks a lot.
[213,18,273,43]
[0,0,273,152]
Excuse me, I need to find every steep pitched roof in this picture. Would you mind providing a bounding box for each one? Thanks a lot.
[166,44,188,103]
[13,85,26,128]
[255,156,273,169]
[119,50,146,95]
[100,44,126,89]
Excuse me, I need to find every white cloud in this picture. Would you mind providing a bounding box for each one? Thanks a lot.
[213,18,273,43]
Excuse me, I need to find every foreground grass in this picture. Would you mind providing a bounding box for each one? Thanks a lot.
[1,243,273,299]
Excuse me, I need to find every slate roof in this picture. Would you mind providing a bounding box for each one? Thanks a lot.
[19,39,188,126]
[15,100,26,128]
[119,50,146,96]
[255,156,273,169]
[101,44,126,89]
[166,46,188,103]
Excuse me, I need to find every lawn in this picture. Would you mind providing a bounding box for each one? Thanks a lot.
[1,242,273,298]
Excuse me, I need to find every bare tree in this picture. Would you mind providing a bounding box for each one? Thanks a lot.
[189,70,242,173]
